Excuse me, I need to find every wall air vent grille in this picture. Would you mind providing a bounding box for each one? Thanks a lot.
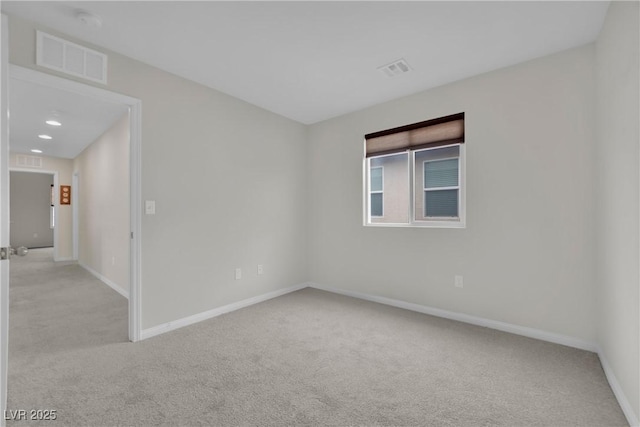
[378,58,412,78]
[16,155,43,168]
[36,31,107,84]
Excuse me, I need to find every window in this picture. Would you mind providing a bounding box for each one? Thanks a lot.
[369,166,384,217]
[416,145,461,221]
[367,153,409,224]
[364,113,465,228]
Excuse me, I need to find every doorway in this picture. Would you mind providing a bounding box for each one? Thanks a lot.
[9,170,56,255]
[8,65,142,342]
[9,170,55,249]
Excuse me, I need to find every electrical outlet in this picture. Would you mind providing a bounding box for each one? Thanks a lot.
[257,264,264,275]
[454,275,464,288]
[112,256,116,266]
[235,268,242,280]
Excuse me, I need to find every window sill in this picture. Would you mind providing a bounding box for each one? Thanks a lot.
[365,221,466,229]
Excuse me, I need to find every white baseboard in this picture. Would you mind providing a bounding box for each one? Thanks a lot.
[140,282,309,341]
[598,348,639,427]
[310,283,640,424]
[309,283,597,352]
[79,262,129,300]
[134,280,636,426]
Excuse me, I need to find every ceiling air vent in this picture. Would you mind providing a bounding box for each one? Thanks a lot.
[36,31,107,84]
[378,58,412,78]
[16,155,43,168]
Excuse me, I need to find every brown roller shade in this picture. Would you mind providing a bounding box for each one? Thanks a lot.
[365,112,464,157]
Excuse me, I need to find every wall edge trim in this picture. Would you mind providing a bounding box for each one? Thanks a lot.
[79,262,129,300]
[314,283,640,423]
[137,281,637,425]
[597,347,640,427]
[139,282,309,341]
[309,283,598,352]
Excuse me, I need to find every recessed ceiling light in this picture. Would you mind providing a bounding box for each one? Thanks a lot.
[30,149,43,153]
[38,134,52,140]
[45,120,62,126]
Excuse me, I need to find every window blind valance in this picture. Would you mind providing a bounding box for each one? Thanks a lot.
[365,112,464,158]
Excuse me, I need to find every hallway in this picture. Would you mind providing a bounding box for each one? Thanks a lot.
[7,248,128,423]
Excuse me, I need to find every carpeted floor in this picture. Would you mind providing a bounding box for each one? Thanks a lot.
[7,248,628,426]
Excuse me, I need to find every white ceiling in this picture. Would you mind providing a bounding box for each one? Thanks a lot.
[9,78,128,159]
[2,1,609,125]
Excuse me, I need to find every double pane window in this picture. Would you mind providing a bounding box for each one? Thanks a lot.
[364,113,465,228]
[415,145,460,220]
[369,166,384,217]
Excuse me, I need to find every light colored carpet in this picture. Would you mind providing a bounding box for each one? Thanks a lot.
[7,248,628,426]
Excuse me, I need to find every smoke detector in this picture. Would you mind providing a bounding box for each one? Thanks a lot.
[75,10,102,28]
[378,58,412,78]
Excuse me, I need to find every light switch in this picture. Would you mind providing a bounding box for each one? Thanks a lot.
[145,200,156,215]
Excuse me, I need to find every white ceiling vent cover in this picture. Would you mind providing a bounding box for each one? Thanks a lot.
[16,155,43,168]
[36,31,107,84]
[378,58,412,78]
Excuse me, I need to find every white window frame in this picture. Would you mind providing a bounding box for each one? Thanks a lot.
[364,143,465,228]
[422,155,461,219]
[369,166,384,218]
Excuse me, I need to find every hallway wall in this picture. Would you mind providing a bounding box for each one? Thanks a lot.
[74,114,130,295]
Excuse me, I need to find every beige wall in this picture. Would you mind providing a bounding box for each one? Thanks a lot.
[74,114,129,295]
[7,14,308,329]
[10,171,53,248]
[9,153,73,260]
[308,44,597,342]
[595,1,640,421]
[6,11,639,419]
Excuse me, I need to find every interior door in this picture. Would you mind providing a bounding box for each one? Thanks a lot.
[1,13,10,426]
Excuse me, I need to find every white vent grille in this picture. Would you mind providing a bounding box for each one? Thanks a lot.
[36,31,107,84]
[378,58,412,78]
[16,155,43,168]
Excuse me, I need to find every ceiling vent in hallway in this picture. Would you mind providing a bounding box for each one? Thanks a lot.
[36,31,108,85]
[16,155,42,168]
[377,58,412,78]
